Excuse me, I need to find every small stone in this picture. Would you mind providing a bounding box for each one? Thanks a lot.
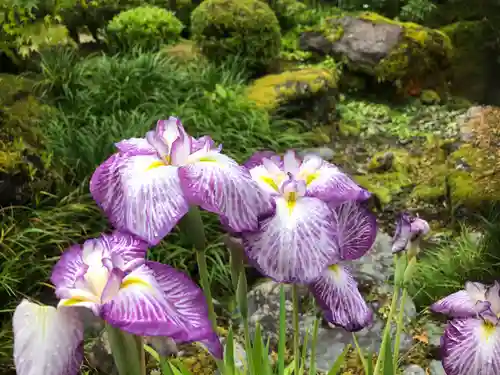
[300,147,335,160]
[429,360,446,375]
[403,364,426,375]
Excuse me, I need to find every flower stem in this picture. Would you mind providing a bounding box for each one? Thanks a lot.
[292,285,301,375]
[105,323,146,375]
[372,255,401,375]
[178,206,217,331]
[392,287,407,370]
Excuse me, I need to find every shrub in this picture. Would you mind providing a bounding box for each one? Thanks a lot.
[190,0,281,71]
[106,5,184,52]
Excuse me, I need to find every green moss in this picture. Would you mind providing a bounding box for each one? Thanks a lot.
[367,149,410,173]
[159,39,205,62]
[420,89,441,104]
[355,12,453,84]
[190,0,281,71]
[0,74,36,107]
[246,68,338,111]
[354,171,411,205]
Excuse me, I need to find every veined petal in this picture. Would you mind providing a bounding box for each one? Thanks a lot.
[146,261,217,344]
[305,162,370,204]
[90,153,189,245]
[198,333,224,360]
[331,201,377,260]
[243,151,279,170]
[242,196,340,283]
[441,317,500,375]
[156,117,183,149]
[283,150,300,176]
[431,288,490,318]
[310,264,373,332]
[99,232,148,272]
[101,263,214,342]
[50,245,86,291]
[115,138,156,155]
[13,300,84,375]
[179,152,273,232]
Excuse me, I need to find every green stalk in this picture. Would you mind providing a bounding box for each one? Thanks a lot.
[392,288,407,370]
[105,323,146,375]
[178,206,217,330]
[373,255,403,375]
[292,285,301,375]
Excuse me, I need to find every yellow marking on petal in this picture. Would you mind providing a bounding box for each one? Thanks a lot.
[59,297,92,306]
[120,276,151,290]
[146,160,167,171]
[328,264,341,274]
[304,172,319,186]
[480,321,497,342]
[261,176,280,192]
[196,156,219,163]
[285,191,298,215]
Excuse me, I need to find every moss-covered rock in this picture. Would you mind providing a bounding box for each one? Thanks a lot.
[354,150,413,204]
[246,68,338,127]
[300,12,453,90]
[190,0,281,71]
[440,21,490,103]
[420,90,441,105]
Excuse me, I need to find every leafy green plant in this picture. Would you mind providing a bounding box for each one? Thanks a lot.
[106,6,184,52]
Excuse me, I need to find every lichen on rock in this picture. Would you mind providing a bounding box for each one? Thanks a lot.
[245,68,338,127]
[299,12,453,90]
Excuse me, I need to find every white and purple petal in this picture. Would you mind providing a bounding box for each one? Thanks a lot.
[13,300,84,375]
[50,245,86,291]
[115,138,157,155]
[102,262,216,346]
[392,213,430,253]
[242,196,340,283]
[310,264,372,332]
[305,160,370,205]
[431,284,490,318]
[98,232,148,272]
[441,317,500,375]
[90,153,189,245]
[243,151,280,170]
[330,201,377,261]
[179,152,273,233]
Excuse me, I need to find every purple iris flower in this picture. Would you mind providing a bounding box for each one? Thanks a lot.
[240,149,372,284]
[309,200,378,331]
[391,212,430,254]
[90,117,272,245]
[431,281,500,375]
[12,232,221,375]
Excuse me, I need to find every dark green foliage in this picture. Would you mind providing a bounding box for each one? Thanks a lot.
[190,0,281,71]
[106,6,184,52]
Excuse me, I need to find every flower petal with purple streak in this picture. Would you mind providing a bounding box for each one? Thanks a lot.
[302,157,369,204]
[102,262,216,344]
[310,264,373,332]
[392,213,430,253]
[50,244,86,291]
[13,300,84,375]
[115,138,156,155]
[330,201,377,260]
[431,282,490,318]
[441,317,500,375]
[97,232,148,272]
[243,151,280,170]
[179,151,273,232]
[242,196,339,283]
[90,153,189,245]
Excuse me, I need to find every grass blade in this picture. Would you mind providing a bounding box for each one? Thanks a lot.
[327,344,350,375]
[225,326,236,375]
[278,285,286,375]
[309,317,320,375]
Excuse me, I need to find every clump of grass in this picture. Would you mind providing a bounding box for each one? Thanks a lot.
[37,48,308,182]
[409,220,500,309]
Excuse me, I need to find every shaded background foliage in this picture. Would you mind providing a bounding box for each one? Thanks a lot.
[2,0,500,373]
